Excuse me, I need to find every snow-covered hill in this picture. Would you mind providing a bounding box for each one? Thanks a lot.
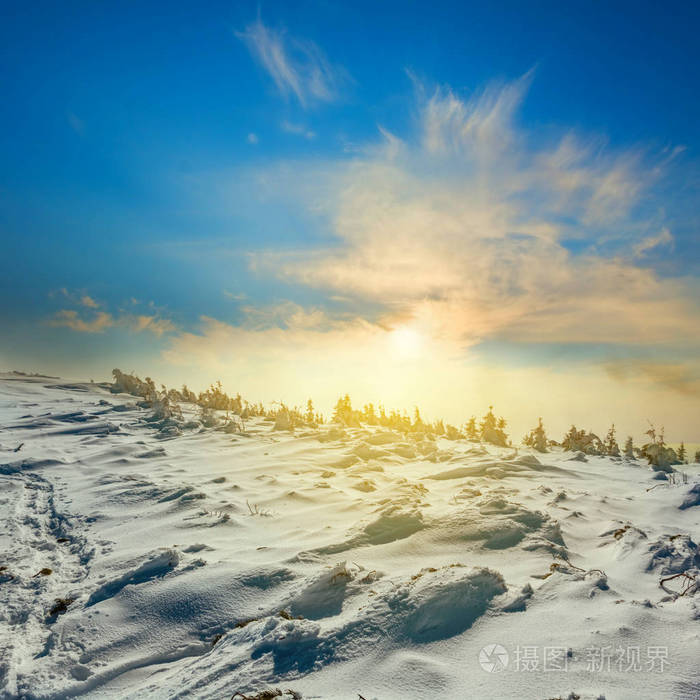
[1,374,699,700]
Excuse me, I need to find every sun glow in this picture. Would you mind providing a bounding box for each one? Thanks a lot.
[390,325,424,358]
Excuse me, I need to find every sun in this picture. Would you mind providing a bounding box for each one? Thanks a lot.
[390,326,424,358]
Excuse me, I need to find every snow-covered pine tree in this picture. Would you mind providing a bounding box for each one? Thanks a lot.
[524,418,548,452]
[465,416,478,440]
[479,406,509,446]
[305,399,316,425]
[604,424,620,456]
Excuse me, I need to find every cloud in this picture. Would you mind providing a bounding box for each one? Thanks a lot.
[281,120,315,140]
[634,227,674,257]
[130,315,177,336]
[249,75,698,349]
[50,288,100,309]
[50,309,114,333]
[49,307,176,337]
[80,295,99,308]
[605,359,700,397]
[237,19,348,108]
[247,132,259,145]
[223,290,247,301]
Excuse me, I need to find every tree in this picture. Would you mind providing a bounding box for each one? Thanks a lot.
[623,436,635,459]
[412,407,425,432]
[678,442,687,463]
[604,424,620,456]
[445,424,463,440]
[332,394,360,426]
[479,406,509,446]
[305,399,315,425]
[181,385,197,403]
[640,423,677,470]
[561,425,603,454]
[465,416,478,440]
[524,418,548,452]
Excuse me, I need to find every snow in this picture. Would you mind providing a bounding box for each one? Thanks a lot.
[1,373,700,699]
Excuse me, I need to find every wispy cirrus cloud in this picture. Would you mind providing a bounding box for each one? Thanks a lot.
[237,19,348,108]
[248,73,698,350]
[281,120,315,140]
[633,227,674,257]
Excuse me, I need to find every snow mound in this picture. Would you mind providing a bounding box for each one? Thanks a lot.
[647,535,700,575]
[315,506,425,555]
[290,562,354,619]
[433,499,565,556]
[86,549,180,606]
[391,566,507,643]
[0,457,66,474]
[424,458,571,481]
[365,431,401,445]
[679,483,700,510]
[240,567,296,589]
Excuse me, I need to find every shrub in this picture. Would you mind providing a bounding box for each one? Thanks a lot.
[445,424,463,440]
[332,395,361,426]
[111,369,153,399]
[561,425,603,455]
[464,416,478,440]
[677,442,687,463]
[640,424,678,471]
[479,406,509,446]
[523,418,548,452]
[603,424,620,456]
[199,406,219,428]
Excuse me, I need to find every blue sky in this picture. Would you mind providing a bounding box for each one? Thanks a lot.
[1,1,699,439]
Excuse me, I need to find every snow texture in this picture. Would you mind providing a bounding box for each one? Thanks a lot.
[0,374,699,699]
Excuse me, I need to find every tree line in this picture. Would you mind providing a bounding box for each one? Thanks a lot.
[111,369,699,468]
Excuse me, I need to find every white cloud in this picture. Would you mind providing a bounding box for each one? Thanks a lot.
[237,19,348,108]
[50,309,114,333]
[281,120,315,140]
[49,308,176,337]
[80,295,99,308]
[633,227,674,257]
[130,315,177,336]
[51,288,100,309]
[249,75,698,348]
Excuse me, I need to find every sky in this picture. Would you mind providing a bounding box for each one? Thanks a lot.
[1,1,699,442]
